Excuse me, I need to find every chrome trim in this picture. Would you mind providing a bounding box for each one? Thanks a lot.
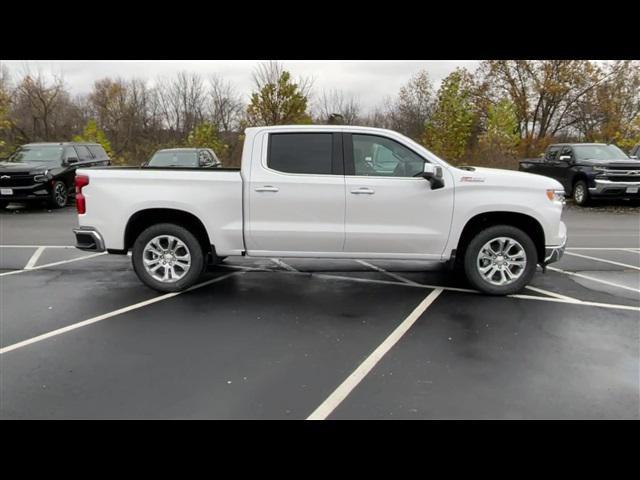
[594,168,640,176]
[544,237,567,265]
[73,227,106,252]
[589,179,640,194]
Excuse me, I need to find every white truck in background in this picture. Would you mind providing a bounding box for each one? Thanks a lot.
[73,125,567,295]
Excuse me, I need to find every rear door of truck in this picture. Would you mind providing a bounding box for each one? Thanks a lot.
[244,129,346,255]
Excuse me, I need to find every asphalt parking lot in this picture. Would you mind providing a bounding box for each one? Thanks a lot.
[1,201,639,419]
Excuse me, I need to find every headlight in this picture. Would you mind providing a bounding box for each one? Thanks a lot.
[546,189,565,203]
[33,170,49,183]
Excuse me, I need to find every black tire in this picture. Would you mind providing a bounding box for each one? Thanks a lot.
[47,180,68,209]
[0,200,8,210]
[132,223,205,292]
[572,179,589,206]
[463,225,538,295]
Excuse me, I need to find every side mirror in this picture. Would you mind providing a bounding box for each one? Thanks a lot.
[421,163,444,189]
[558,155,571,162]
[630,155,638,160]
[66,157,79,165]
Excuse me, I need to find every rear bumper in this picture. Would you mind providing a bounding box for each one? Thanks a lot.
[589,179,640,197]
[73,227,106,252]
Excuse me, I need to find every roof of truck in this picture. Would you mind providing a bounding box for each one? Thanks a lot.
[245,125,396,134]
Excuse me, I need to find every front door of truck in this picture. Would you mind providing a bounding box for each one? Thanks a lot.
[343,133,454,259]
[245,131,346,255]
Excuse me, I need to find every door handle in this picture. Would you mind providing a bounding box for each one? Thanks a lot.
[255,186,279,192]
[350,187,375,195]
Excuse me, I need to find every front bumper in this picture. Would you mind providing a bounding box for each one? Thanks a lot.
[73,227,106,252]
[589,179,640,197]
[0,183,51,201]
[544,236,566,265]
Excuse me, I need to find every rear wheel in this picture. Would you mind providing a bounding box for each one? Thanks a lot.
[573,180,589,206]
[464,225,537,295]
[132,223,204,292]
[47,180,68,209]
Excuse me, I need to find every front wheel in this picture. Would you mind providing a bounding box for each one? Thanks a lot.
[132,223,205,292]
[464,225,538,295]
[573,180,589,206]
[47,180,69,209]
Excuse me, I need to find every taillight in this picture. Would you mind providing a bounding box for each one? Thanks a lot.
[75,174,89,214]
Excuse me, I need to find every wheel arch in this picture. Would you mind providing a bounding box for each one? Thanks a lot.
[123,208,213,257]
[454,211,545,264]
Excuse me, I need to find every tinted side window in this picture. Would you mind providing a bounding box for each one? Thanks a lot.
[74,145,93,161]
[268,133,333,175]
[352,134,425,177]
[63,146,78,161]
[546,147,560,161]
[559,147,573,160]
[88,145,108,160]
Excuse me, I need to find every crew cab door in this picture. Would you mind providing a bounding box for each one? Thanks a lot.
[343,133,454,259]
[245,131,346,255]
[541,146,562,179]
[552,146,574,190]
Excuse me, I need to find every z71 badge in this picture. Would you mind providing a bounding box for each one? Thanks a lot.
[460,176,485,183]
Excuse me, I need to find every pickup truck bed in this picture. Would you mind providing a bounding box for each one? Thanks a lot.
[76,167,245,256]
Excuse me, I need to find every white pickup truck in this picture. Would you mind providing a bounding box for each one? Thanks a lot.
[73,125,567,295]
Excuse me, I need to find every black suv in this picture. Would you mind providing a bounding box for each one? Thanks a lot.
[0,142,110,209]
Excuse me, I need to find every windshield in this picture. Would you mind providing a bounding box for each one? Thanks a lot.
[148,150,198,167]
[573,145,630,162]
[8,146,64,165]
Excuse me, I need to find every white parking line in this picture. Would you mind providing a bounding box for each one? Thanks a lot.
[509,294,640,312]
[314,272,638,312]
[315,273,477,293]
[0,272,240,355]
[564,251,640,271]
[307,288,444,420]
[0,252,107,277]
[546,266,640,294]
[356,260,422,286]
[566,247,640,251]
[24,246,45,270]
[524,285,581,303]
[270,258,298,272]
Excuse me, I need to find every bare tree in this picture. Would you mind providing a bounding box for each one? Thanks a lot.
[314,89,361,124]
[156,72,207,136]
[10,69,76,142]
[208,75,243,132]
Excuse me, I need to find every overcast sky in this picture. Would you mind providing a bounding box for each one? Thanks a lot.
[0,60,481,113]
